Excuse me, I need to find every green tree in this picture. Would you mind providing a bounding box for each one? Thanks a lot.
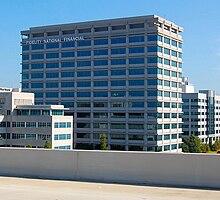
[44,140,52,149]
[201,143,210,153]
[212,140,220,151]
[100,133,108,150]
[26,144,32,148]
[182,135,202,153]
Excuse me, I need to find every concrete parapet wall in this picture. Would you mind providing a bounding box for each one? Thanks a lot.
[0,148,219,189]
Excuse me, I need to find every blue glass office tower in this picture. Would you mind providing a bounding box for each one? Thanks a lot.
[21,15,183,151]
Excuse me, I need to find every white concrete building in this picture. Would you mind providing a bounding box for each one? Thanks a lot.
[0,88,73,149]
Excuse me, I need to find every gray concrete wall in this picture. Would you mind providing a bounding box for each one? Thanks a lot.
[0,148,219,189]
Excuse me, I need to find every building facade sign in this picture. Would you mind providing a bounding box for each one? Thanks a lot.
[24,36,84,45]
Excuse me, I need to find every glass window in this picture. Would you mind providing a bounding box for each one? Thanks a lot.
[129,47,144,54]
[147,57,162,64]
[77,81,91,87]
[111,48,126,54]
[178,52,182,58]
[129,58,144,64]
[111,69,126,76]
[164,37,170,44]
[147,68,162,74]
[94,49,108,56]
[77,92,91,97]
[32,54,43,60]
[77,40,91,46]
[111,59,126,65]
[22,64,29,70]
[164,48,170,55]
[46,53,59,59]
[94,91,108,97]
[46,72,59,78]
[94,38,108,45]
[61,82,74,87]
[172,50,177,57]
[61,92,74,97]
[62,41,75,48]
[112,25,126,30]
[179,42,183,48]
[129,69,144,75]
[95,27,108,32]
[77,71,91,77]
[77,61,91,67]
[147,46,162,53]
[111,80,126,86]
[129,80,144,86]
[147,35,162,42]
[164,59,170,65]
[172,61,177,67]
[61,72,74,77]
[164,80,170,87]
[172,40,177,47]
[61,52,74,58]
[32,44,44,50]
[111,37,126,44]
[94,81,108,87]
[164,70,170,76]
[46,43,59,49]
[46,92,58,98]
[31,73,43,79]
[129,102,144,108]
[46,63,59,68]
[46,82,58,88]
[129,23,144,29]
[61,61,74,68]
[94,59,108,66]
[172,71,177,77]
[22,74,29,79]
[94,70,108,76]
[129,91,144,97]
[22,55,29,60]
[129,36,144,43]
[31,83,43,88]
[111,91,126,97]
[77,51,91,57]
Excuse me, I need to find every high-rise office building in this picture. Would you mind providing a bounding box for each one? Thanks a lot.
[21,15,183,152]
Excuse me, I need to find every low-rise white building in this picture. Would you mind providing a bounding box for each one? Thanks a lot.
[0,88,73,149]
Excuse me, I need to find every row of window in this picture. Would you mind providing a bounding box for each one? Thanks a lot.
[12,122,51,128]
[77,123,181,130]
[22,56,182,68]
[54,145,71,150]
[54,134,71,140]
[16,109,63,116]
[22,35,182,50]
[12,133,51,140]
[22,47,182,58]
[54,122,71,128]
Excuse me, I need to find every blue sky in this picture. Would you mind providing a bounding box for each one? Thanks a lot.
[0,0,220,93]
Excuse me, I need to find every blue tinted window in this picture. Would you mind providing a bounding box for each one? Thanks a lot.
[77,82,91,87]
[22,83,29,89]
[179,42,183,48]
[179,62,182,68]
[22,64,29,70]
[46,92,58,98]
[35,92,43,98]
[147,68,162,74]
[94,59,108,66]
[129,91,144,97]
[94,49,108,56]
[129,80,144,86]
[111,48,126,54]
[148,35,162,42]
[31,73,43,79]
[111,69,126,76]
[94,70,108,76]
[22,74,29,79]
[32,44,44,50]
[111,80,126,86]
[61,102,74,107]
[61,92,74,97]
[46,53,59,59]
[46,82,58,88]
[22,45,29,51]
[164,59,170,65]
[22,55,29,60]
[32,54,43,60]
[178,52,182,58]
[111,37,126,44]
[164,48,170,55]
[111,59,126,65]
[164,37,170,44]
[94,81,108,87]
[46,63,59,68]
[46,43,59,49]
[129,36,144,43]
[172,61,177,67]
[172,40,177,47]
[94,91,108,97]
[77,61,91,67]
[147,79,157,85]
[147,91,158,96]
[77,71,91,77]
[31,83,43,88]
[61,82,74,87]
[147,57,162,64]
[129,69,144,75]
[148,102,162,107]
[147,46,162,53]
[94,39,108,45]
[172,71,177,77]
[111,91,126,97]
[61,72,74,77]
[46,73,59,78]
[61,61,74,68]
[31,63,44,69]
[129,102,144,108]
[129,47,144,54]
[77,92,91,97]
[172,50,177,57]
[77,51,91,57]
[129,58,144,64]
[164,70,170,76]
[78,40,91,46]
[62,42,75,48]
[61,52,74,57]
